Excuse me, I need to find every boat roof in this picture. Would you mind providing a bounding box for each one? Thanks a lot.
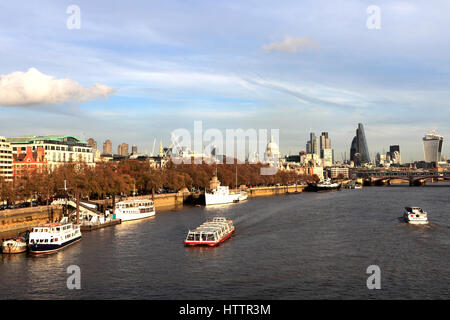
[117,199,153,204]
[35,222,69,227]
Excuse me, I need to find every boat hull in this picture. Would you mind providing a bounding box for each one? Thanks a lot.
[185,229,234,247]
[29,236,82,254]
[114,210,155,222]
[307,182,341,192]
[2,241,27,254]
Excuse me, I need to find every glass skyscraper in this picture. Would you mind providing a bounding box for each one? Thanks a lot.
[350,123,370,166]
[423,130,443,164]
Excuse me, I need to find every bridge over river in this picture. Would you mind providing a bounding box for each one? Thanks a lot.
[353,170,450,186]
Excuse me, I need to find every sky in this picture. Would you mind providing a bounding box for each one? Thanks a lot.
[0,0,449,162]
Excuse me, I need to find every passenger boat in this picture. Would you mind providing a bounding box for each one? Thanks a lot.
[28,219,82,254]
[307,178,341,192]
[113,199,155,221]
[2,231,29,254]
[404,207,428,225]
[185,217,235,246]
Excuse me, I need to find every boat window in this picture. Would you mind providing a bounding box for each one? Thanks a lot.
[187,234,194,241]
[44,239,48,243]
[194,234,200,241]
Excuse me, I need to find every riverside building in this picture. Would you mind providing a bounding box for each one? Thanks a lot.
[7,136,94,171]
[0,136,13,182]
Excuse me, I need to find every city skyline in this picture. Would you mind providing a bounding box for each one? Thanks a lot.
[0,1,449,162]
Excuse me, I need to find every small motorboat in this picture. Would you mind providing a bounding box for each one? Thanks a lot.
[404,207,428,225]
[2,231,29,254]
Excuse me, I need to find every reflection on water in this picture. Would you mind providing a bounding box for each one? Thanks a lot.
[0,183,449,299]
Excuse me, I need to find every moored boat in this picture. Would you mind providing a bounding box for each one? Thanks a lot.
[205,175,247,205]
[2,231,29,254]
[185,217,235,246]
[307,178,341,192]
[28,219,82,254]
[403,207,428,225]
[113,199,155,221]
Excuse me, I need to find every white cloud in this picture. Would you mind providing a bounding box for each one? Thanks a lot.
[262,36,319,53]
[0,68,115,106]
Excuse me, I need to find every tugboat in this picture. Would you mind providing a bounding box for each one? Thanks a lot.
[307,178,341,192]
[185,217,235,246]
[2,231,29,254]
[403,207,428,225]
[28,218,82,254]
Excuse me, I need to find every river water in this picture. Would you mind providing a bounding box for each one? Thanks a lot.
[1,183,449,299]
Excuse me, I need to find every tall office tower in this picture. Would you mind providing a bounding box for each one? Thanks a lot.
[320,132,333,166]
[0,136,13,182]
[118,143,129,156]
[87,138,97,151]
[306,132,319,156]
[350,123,370,166]
[423,130,444,164]
[131,145,138,155]
[389,145,400,154]
[103,139,112,155]
[320,132,331,150]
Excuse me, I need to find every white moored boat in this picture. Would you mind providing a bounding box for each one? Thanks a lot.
[403,207,428,225]
[205,175,247,206]
[2,231,29,254]
[28,219,82,254]
[114,199,155,221]
[185,217,235,246]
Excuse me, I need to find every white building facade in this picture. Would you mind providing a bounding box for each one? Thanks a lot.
[0,136,13,181]
[8,136,94,171]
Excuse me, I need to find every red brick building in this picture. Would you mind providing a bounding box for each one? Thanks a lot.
[13,146,47,178]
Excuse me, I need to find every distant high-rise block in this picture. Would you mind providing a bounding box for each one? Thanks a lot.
[132,145,138,155]
[350,123,370,166]
[320,132,331,150]
[423,130,443,164]
[103,139,112,155]
[87,138,97,151]
[306,132,319,156]
[118,143,129,156]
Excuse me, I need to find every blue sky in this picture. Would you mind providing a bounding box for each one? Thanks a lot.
[0,0,449,162]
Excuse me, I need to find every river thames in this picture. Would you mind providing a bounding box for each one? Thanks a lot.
[1,183,449,299]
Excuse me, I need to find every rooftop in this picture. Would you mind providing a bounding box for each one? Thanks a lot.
[7,135,88,146]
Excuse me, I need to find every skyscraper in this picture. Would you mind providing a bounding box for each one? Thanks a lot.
[319,132,333,166]
[350,123,370,166]
[87,138,97,151]
[132,145,138,155]
[423,130,443,164]
[118,143,129,156]
[306,132,319,156]
[103,139,112,155]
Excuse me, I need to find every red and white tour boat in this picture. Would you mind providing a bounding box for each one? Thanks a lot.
[185,217,234,246]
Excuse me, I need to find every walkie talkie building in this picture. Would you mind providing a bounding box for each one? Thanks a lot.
[423,130,443,164]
